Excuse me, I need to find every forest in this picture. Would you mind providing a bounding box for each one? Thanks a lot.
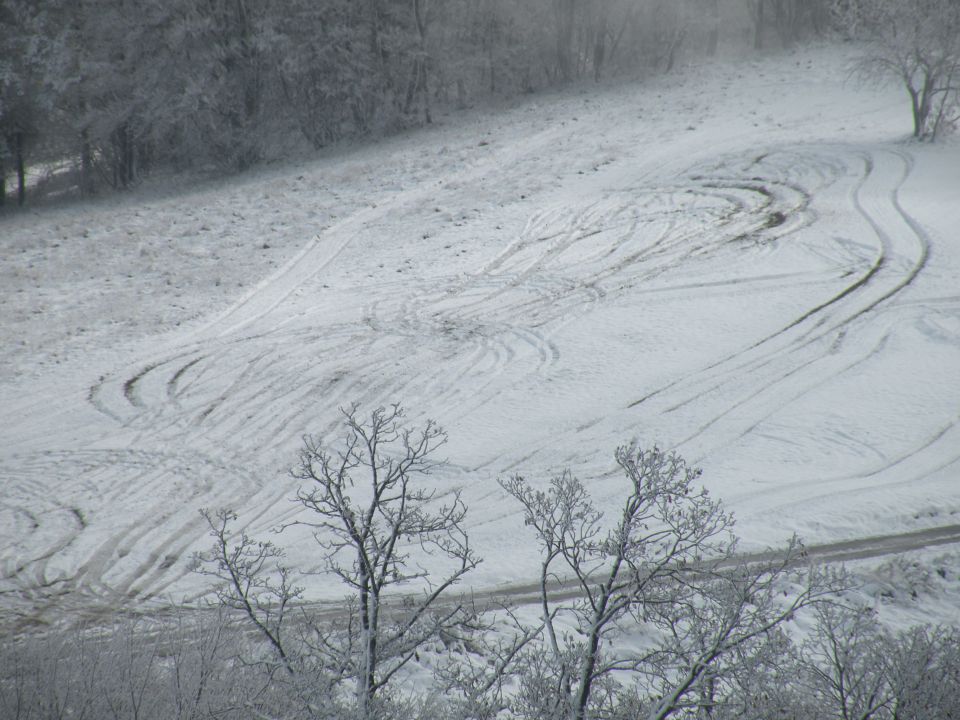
[0,0,836,205]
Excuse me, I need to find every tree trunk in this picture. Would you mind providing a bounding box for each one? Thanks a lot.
[489,49,496,93]
[129,129,136,185]
[593,13,607,82]
[918,72,936,139]
[754,0,765,50]
[809,0,825,35]
[358,567,377,718]
[121,123,136,187]
[412,0,431,123]
[112,127,123,189]
[665,29,685,73]
[15,131,25,206]
[80,129,95,196]
[909,82,929,138]
[403,60,420,114]
[574,555,622,720]
[368,0,385,71]
[707,0,720,56]
[555,0,576,82]
[421,64,432,124]
[573,616,604,720]
[931,86,951,141]
[773,0,798,48]
[704,674,717,716]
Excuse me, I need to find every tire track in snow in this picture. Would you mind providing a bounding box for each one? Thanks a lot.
[683,150,928,445]
[414,182,772,406]
[625,147,949,520]
[372,153,829,473]
[89,168,788,439]
[0,447,271,630]
[627,148,925,434]
[736,415,960,523]
[626,148,865,410]
[461,145,916,479]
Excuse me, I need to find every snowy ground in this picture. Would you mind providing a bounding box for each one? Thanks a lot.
[2,43,958,631]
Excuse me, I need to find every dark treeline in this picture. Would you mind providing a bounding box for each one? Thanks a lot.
[0,0,831,206]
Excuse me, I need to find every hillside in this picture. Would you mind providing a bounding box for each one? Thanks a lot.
[2,42,959,632]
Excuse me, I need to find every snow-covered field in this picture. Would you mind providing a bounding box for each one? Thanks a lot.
[2,44,958,632]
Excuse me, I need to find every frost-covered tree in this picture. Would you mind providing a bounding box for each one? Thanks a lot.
[837,0,960,140]
[271,1,371,148]
[799,603,893,719]
[883,624,960,719]
[502,444,842,720]
[288,404,481,718]
[793,603,960,720]
[197,404,483,719]
[0,0,54,206]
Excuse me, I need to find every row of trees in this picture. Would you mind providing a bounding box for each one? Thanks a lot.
[4,0,958,207]
[1,0,835,207]
[5,404,956,719]
[3,596,957,719]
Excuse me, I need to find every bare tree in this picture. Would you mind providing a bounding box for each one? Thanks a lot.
[194,404,548,718]
[502,446,728,720]
[641,547,843,720]
[287,403,481,718]
[837,0,960,140]
[884,624,960,720]
[195,508,302,674]
[798,603,892,720]
[745,0,767,50]
[432,604,543,720]
[709,628,812,720]
[791,602,960,720]
[503,444,842,720]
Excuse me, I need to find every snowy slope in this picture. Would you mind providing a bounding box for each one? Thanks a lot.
[1,43,958,630]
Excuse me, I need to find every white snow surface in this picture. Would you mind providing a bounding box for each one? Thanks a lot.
[2,44,959,627]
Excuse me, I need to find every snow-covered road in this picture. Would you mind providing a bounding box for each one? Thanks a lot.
[2,44,958,631]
